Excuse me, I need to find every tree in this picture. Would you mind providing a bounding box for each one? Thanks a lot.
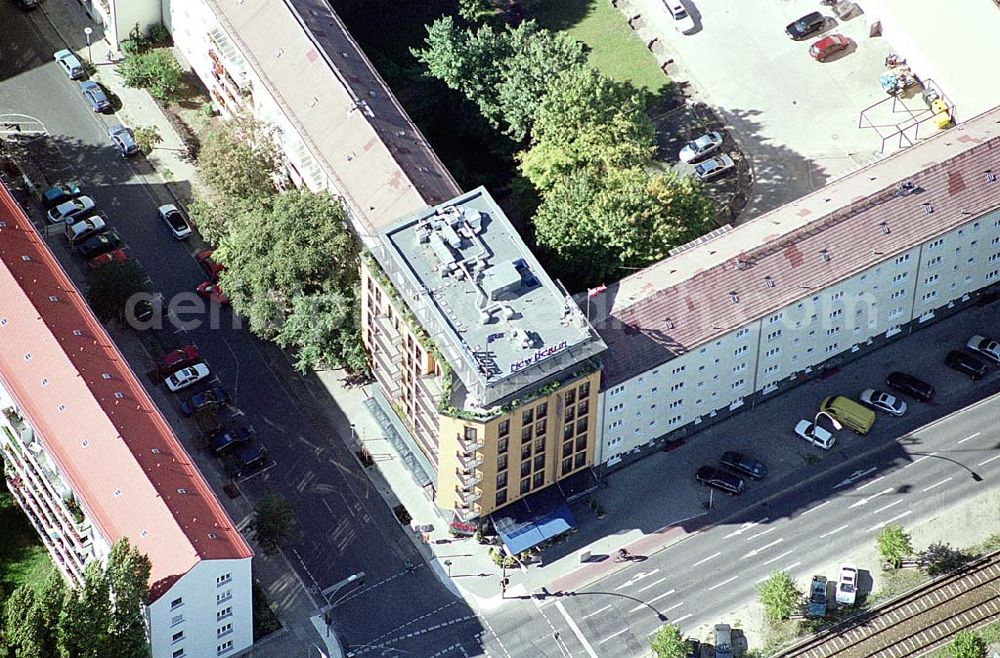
[249,493,295,555]
[196,111,283,203]
[921,542,971,576]
[104,539,152,658]
[35,570,65,658]
[116,49,183,101]
[58,561,112,658]
[519,67,654,191]
[86,259,149,324]
[275,287,366,372]
[757,570,802,622]
[3,586,45,658]
[948,631,986,658]
[650,623,687,658]
[876,524,913,568]
[131,125,162,155]
[457,0,499,25]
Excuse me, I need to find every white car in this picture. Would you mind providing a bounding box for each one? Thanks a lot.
[859,388,906,416]
[46,196,96,224]
[966,335,1000,364]
[158,204,192,240]
[165,363,210,392]
[665,1,697,34]
[835,564,858,606]
[693,154,735,181]
[65,215,106,245]
[54,49,85,79]
[794,419,836,450]
[679,131,723,163]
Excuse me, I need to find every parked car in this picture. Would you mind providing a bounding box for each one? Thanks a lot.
[180,386,228,417]
[236,445,268,477]
[695,466,744,495]
[108,125,140,157]
[966,334,1000,364]
[807,575,828,618]
[196,281,229,305]
[158,204,192,240]
[859,388,907,416]
[46,195,95,224]
[835,564,858,606]
[211,426,253,455]
[665,1,696,34]
[76,228,122,260]
[156,346,201,377]
[946,350,988,380]
[684,638,700,658]
[65,215,106,245]
[693,154,735,181]
[809,33,850,61]
[819,395,875,435]
[79,81,111,112]
[679,131,724,163]
[132,296,161,324]
[196,249,224,281]
[14,0,39,10]
[785,11,826,40]
[794,419,835,450]
[165,363,210,392]
[713,624,733,658]
[54,49,85,79]
[42,184,82,210]
[719,451,767,480]
[885,371,935,402]
[87,248,127,270]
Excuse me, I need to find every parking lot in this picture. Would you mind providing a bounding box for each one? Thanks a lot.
[632,0,898,218]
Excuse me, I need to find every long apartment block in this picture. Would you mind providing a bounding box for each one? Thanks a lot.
[0,185,253,658]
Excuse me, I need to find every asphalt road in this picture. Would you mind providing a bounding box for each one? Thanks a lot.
[0,6,487,656]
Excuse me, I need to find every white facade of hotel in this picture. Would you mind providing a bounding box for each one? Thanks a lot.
[597,207,1000,466]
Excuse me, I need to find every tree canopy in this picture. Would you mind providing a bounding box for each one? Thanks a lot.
[649,623,687,658]
[757,570,802,622]
[116,49,183,102]
[196,112,283,207]
[250,493,296,555]
[86,259,149,324]
[876,524,913,568]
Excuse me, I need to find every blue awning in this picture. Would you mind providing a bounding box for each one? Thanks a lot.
[492,485,576,556]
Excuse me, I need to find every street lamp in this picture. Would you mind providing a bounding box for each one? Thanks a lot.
[318,572,365,638]
[83,27,93,65]
[813,410,843,433]
[307,644,328,658]
[350,423,356,445]
[444,559,452,577]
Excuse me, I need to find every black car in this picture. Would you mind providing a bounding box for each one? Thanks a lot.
[211,426,253,455]
[695,466,744,495]
[720,451,767,480]
[76,228,122,260]
[886,371,935,402]
[684,638,701,658]
[14,0,39,9]
[785,11,826,40]
[236,445,267,477]
[180,386,227,417]
[945,350,988,380]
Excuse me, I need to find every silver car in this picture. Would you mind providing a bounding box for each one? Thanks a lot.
[966,334,1000,364]
[109,125,139,157]
[859,388,906,416]
[693,154,736,181]
[679,131,723,163]
[46,195,96,224]
[54,49,85,79]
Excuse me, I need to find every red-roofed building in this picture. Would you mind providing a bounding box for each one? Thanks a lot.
[0,183,253,658]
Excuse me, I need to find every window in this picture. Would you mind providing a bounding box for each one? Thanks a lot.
[734,345,749,356]
[564,405,575,422]
[171,614,184,627]
[921,290,938,302]
[577,400,589,416]
[829,309,843,319]
[521,409,533,425]
[533,454,545,471]
[535,420,546,436]
[216,590,232,604]
[927,255,942,267]
[669,399,683,409]
[520,426,532,442]
[562,441,573,457]
[609,385,625,397]
[763,364,779,375]
[563,424,574,440]
[496,472,507,489]
[826,327,841,336]
[173,650,185,658]
[765,347,780,359]
[578,382,590,399]
[609,403,624,414]
[892,272,908,283]
[768,312,783,324]
[830,291,845,301]
[561,457,573,475]
[894,254,911,265]
[671,365,686,375]
[766,330,781,341]
[173,631,185,643]
[520,478,530,494]
[574,453,586,469]
[731,379,744,390]
[536,403,547,419]
[463,427,477,442]
[733,362,747,373]
[927,238,944,250]
[890,289,906,300]
[735,327,750,338]
[667,414,683,426]
[498,420,510,437]
[987,269,1000,282]
[534,437,545,453]
[216,607,232,622]
[576,417,588,434]
[924,274,939,286]
[171,597,183,610]
[670,382,684,392]
[497,437,508,454]
[218,623,233,638]
[217,641,233,656]
[825,343,839,353]
[608,420,623,430]
[216,573,231,586]
[520,443,531,459]
[889,306,903,319]
[565,389,576,406]
[532,471,544,488]
[989,252,1000,263]
[498,455,508,473]
[575,434,588,451]
[495,489,507,506]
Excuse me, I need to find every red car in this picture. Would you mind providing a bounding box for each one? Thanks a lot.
[197,281,229,305]
[156,345,201,378]
[809,33,849,61]
[87,248,128,269]
[195,249,224,282]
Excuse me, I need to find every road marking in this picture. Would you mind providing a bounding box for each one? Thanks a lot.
[742,538,783,560]
[554,601,599,658]
[904,452,939,468]
[820,524,849,539]
[922,477,952,493]
[835,467,878,489]
[723,517,769,539]
[665,601,685,612]
[693,552,721,567]
[746,527,776,542]
[855,476,885,491]
[785,561,802,572]
[582,605,611,620]
[708,576,739,591]
[615,570,659,591]
[672,614,692,625]
[762,549,794,566]
[849,487,893,509]
[978,454,1000,467]
[873,499,904,515]
[637,577,667,593]
[801,501,830,516]
[598,628,628,645]
[869,510,913,532]
[628,589,675,613]
[958,432,981,445]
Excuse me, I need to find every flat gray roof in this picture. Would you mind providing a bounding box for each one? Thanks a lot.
[376,187,606,408]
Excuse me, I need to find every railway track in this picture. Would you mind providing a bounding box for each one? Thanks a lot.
[779,551,1000,658]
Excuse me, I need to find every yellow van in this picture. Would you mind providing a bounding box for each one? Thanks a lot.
[819,396,875,435]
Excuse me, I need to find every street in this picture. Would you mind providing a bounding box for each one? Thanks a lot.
[0,5,486,656]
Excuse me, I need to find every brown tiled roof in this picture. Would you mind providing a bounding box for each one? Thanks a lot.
[0,186,252,599]
[208,0,461,233]
[593,108,1000,387]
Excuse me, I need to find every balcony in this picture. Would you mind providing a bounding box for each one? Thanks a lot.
[2,406,33,445]
[453,504,480,523]
[456,450,483,471]
[454,486,482,505]
[457,434,484,453]
[456,468,482,489]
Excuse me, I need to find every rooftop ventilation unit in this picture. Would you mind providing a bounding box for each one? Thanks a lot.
[482,261,522,301]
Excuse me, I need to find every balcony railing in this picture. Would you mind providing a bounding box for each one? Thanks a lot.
[456,469,482,489]
[453,504,480,522]
[456,451,483,471]
[457,434,484,453]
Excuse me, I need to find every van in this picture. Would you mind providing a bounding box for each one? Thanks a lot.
[713,624,733,658]
[886,371,934,402]
[819,395,875,435]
